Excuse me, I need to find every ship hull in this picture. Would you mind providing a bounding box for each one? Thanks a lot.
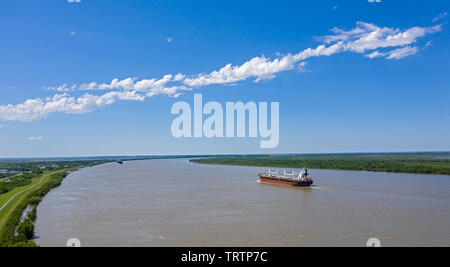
[258,175,313,187]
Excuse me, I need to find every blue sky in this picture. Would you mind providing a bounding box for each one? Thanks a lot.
[0,0,449,157]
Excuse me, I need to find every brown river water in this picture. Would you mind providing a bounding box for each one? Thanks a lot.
[35,159,450,247]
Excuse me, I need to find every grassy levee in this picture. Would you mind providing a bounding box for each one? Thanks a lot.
[0,170,71,247]
[190,153,450,175]
[0,175,44,221]
[0,183,36,210]
[0,160,110,247]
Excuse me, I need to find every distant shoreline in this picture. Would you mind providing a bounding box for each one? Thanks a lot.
[1,151,449,162]
[190,152,450,176]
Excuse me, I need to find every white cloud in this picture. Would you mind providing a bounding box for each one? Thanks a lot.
[44,84,78,92]
[433,12,448,22]
[365,50,384,59]
[78,75,191,97]
[167,37,173,43]
[0,21,443,122]
[185,22,441,87]
[0,91,150,122]
[321,22,441,52]
[184,42,344,87]
[366,46,420,60]
[385,46,419,60]
[67,0,81,3]
[28,136,44,141]
[0,124,4,128]
[2,75,191,122]
[297,62,307,72]
[368,0,382,3]
[184,55,294,87]
[70,31,76,36]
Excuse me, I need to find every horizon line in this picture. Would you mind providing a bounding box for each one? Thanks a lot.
[0,150,449,161]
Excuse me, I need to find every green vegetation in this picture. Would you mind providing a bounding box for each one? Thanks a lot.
[190,153,450,175]
[0,160,107,195]
[0,159,110,247]
[17,219,34,240]
[27,208,37,222]
[0,160,91,173]
[0,172,40,195]
[0,171,69,246]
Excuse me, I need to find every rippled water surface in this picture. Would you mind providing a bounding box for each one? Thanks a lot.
[35,159,450,247]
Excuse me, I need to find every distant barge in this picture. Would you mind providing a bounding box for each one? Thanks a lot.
[258,168,313,187]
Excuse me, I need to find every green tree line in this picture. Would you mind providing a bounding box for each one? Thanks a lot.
[191,154,450,175]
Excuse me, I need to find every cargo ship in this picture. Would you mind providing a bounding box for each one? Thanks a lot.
[258,168,313,187]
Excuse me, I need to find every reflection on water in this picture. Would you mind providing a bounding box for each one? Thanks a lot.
[35,159,450,247]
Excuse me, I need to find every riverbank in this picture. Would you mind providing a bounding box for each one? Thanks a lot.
[0,160,109,247]
[190,153,450,175]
